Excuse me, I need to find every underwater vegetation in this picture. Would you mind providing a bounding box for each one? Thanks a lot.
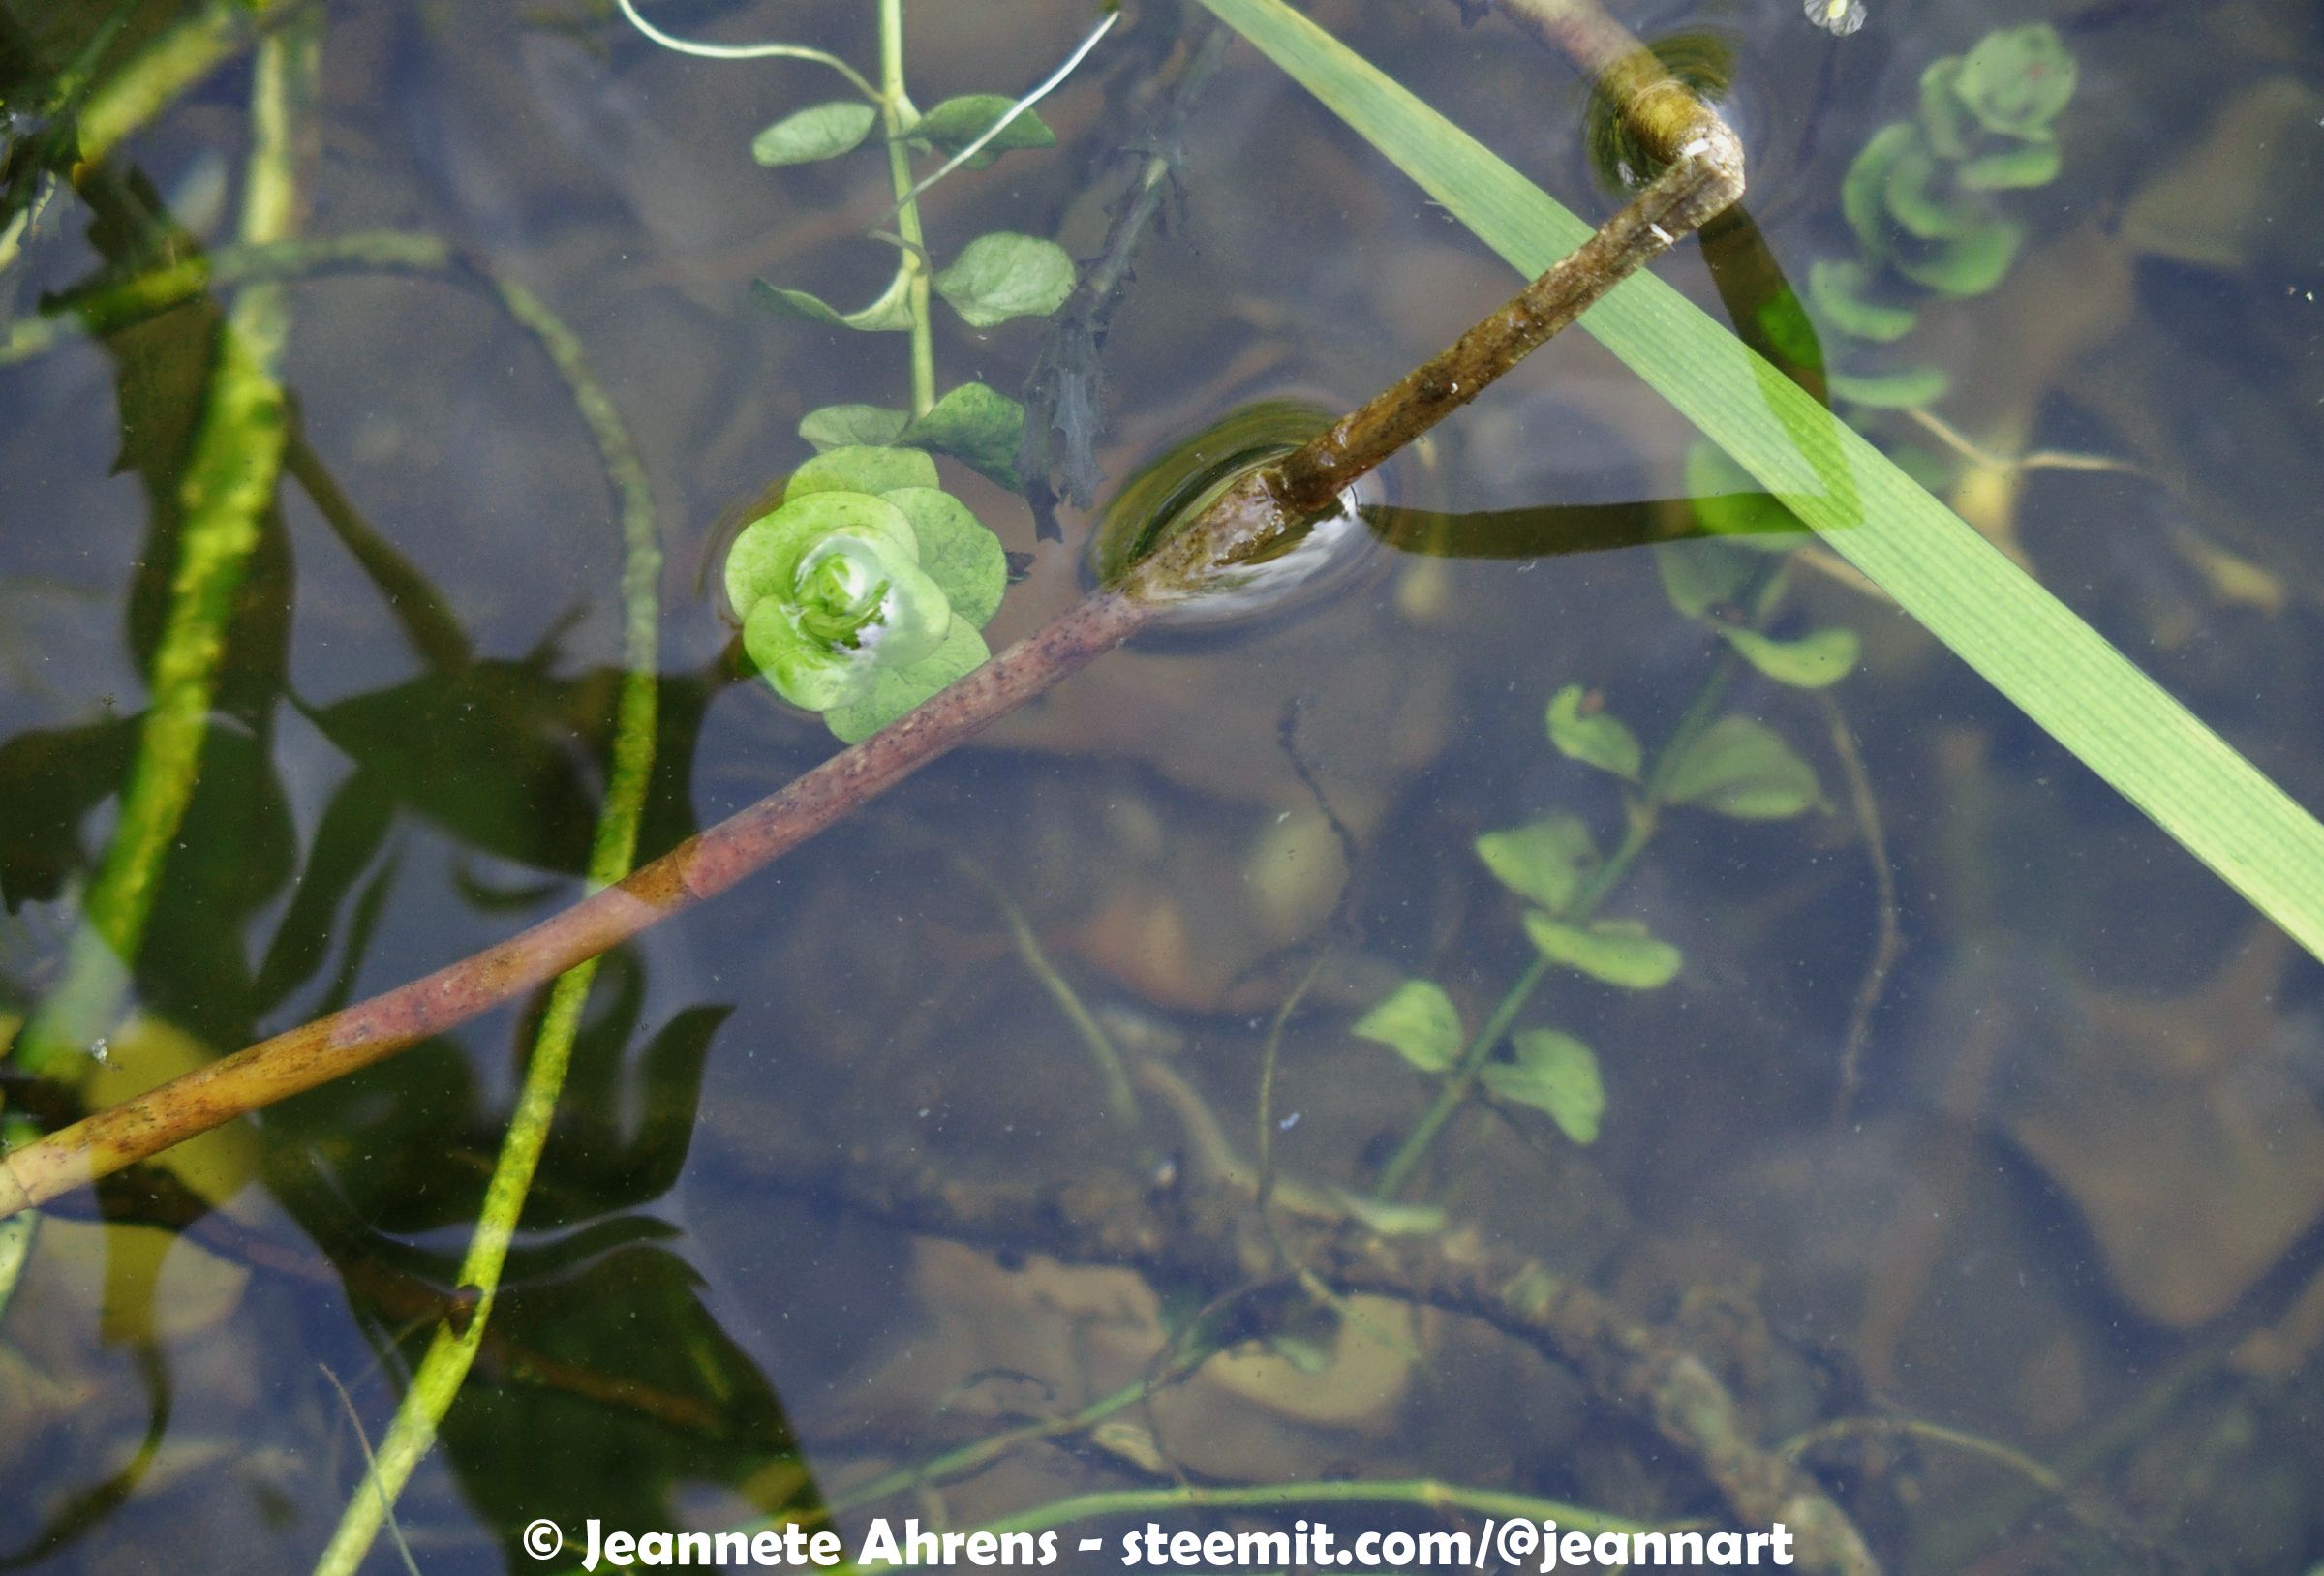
[5,2,2324,1574]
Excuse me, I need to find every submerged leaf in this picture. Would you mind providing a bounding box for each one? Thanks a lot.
[1717,624,1861,688]
[1665,714,1823,818]
[1841,123,1918,258]
[1655,539,1759,621]
[751,264,916,332]
[786,445,940,501]
[751,101,877,167]
[825,617,991,743]
[1474,815,1599,909]
[1483,1028,1605,1143]
[1806,258,1917,343]
[1544,683,1641,780]
[880,487,1007,628]
[1957,138,2062,191]
[1954,24,2076,140]
[1917,59,1972,160]
[1894,216,2022,297]
[902,381,1026,489]
[1883,137,1986,241]
[933,232,1076,327]
[1827,365,1950,408]
[1522,914,1682,990]
[800,405,911,451]
[1352,979,1464,1073]
[908,94,1057,165]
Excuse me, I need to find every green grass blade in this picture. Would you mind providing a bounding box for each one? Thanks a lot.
[1198,0,2324,962]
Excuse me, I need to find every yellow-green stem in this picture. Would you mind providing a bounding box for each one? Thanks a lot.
[878,0,936,416]
[11,9,314,1076]
[310,233,666,1576]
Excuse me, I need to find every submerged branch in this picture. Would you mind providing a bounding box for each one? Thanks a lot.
[737,1132,1877,1574]
[0,0,1747,1227]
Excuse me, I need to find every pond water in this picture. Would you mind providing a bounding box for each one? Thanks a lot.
[4,0,2324,1571]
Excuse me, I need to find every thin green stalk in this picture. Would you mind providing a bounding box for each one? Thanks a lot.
[826,1372,1153,1520]
[1371,567,1789,1198]
[877,0,935,417]
[310,280,664,1576]
[10,10,316,1076]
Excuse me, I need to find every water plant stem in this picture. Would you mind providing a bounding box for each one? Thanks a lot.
[1371,566,1790,1199]
[309,261,666,1576]
[0,0,1743,1222]
[9,11,316,1077]
[877,0,937,418]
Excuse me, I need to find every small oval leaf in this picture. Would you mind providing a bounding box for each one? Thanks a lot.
[1522,914,1682,990]
[1718,625,1861,689]
[1474,814,1599,909]
[1545,684,1641,781]
[909,94,1057,163]
[933,232,1075,328]
[800,404,911,451]
[1665,714,1824,819]
[902,382,1027,490]
[1352,979,1464,1074]
[751,101,878,167]
[1483,1029,1605,1144]
[787,444,940,500]
[1806,258,1918,344]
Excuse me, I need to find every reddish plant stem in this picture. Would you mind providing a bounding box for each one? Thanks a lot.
[0,17,1745,1221]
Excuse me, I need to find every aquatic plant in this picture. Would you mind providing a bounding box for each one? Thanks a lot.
[1360,531,1852,1186]
[616,0,1099,736]
[1806,23,2078,407]
[724,447,1007,740]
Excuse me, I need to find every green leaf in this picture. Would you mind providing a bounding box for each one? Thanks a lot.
[1544,683,1641,780]
[902,382,1026,489]
[1918,59,1972,160]
[1717,625,1861,689]
[1654,539,1758,621]
[1807,258,1917,343]
[1827,365,1951,409]
[1682,442,1809,548]
[879,486,1007,628]
[725,489,920,620]
[1483,1029,1605,1144]
[1522,914,1682,990]
[786,444,940,500]
[1954,24,2077,140]
[1883,137,1986,241]
[1665,715,1822,819]
[750,101,878,167]
[1474,815,1598,909]
[800,404,911,451]
[1201,0,2324,964]
[1352,979,1463,1074]
[824,617,991,743]
[1841,123,1918,258]
[908,94,1056,165]
[933,232,1076,328]
[1894,218,2023,296]
[1958,138,2061,191]
[750,263,916,332]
